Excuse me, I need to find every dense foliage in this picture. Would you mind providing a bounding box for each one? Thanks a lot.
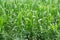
[0,0,60,40]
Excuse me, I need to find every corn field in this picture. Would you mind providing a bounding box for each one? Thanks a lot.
[0,0,60,40]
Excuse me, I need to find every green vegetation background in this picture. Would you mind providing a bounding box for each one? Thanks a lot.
[0,0,60,40]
